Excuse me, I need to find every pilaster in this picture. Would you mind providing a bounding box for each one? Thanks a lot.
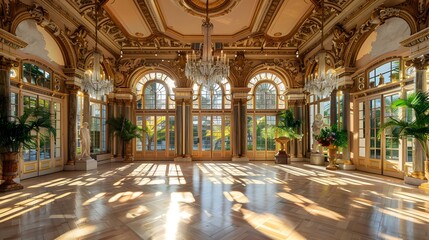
[174,88,193,161]
[286,91,306,160]
[0,56,14,118]
[108,90,135,162]
[231,87,250,161]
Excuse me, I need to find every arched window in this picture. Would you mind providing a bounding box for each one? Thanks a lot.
[246,72,288,160]
[144,82,167,109]
[201,83,222,109]
[193,78,231,109]
[247,72,286,109]
[135,72,175,110]
[255,82,276,109]
[134,72,176,160]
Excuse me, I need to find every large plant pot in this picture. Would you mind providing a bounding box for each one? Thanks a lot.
[326,145,338,170]
[419,160,429,189]
[0,152,24,192]
[123,142,134,162]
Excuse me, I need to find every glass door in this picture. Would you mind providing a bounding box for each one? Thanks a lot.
[135,115,175,160]
[192,115,229,160]
[247,114,276,160]
[21,95,62,179]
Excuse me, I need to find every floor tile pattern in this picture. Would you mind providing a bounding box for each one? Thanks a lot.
[0,162,428,240]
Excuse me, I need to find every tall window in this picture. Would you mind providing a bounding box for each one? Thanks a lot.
[384,94,400,160]
[247,72,288,160]
[135,72,176,158]
[192,78,232,159]
[54,102,61,158]
[90,101,107,154]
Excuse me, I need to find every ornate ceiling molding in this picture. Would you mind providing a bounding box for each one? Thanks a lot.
[175,0,241,18]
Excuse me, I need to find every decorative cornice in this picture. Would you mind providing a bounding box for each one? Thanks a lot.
[0,28,28,49]
[400,27,429,48]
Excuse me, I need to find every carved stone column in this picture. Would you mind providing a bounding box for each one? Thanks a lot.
[174,88,193,161]
[231,87,250,161]
[108,90,134,162]
[63,68,84,168]
[401,28,429,185]
[411,56,429,179]
[0,56,13,118]
[286,91,306,161]
[65,85,80,166]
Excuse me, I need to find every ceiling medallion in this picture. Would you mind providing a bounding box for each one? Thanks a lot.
[176,0,241,18]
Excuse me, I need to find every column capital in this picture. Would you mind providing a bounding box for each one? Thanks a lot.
[63,67,84,86]
[407,55,429,71]
[173,87,193,100]
[0,56,16,71]
[66,84,80,95]
[231,87,251,100]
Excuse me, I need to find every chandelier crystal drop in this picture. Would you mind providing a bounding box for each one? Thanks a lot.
[185,0,229,89]
[304,0,339,98]
[82,1,113,98]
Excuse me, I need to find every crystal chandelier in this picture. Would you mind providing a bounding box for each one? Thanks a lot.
[185,0,229,89]
[304,1,339,98]
[82,1,113,98]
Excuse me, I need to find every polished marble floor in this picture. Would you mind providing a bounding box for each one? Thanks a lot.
[0,162,429,240]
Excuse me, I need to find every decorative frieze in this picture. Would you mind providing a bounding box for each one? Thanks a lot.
[0,28,28,50]
[401,27,429,58]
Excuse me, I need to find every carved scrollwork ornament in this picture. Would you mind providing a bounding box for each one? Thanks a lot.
[29,4,62,36]
[409,55,429,71]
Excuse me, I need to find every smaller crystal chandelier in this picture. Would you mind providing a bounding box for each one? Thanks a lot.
[82,1,113,98]
[185,0,229,89]
[304,0,339,98]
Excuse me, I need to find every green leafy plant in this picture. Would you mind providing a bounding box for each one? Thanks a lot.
[0,107,56,153]
[106,116,143,158]
[379,91,429,159]
[315,124,348,148]
[277,109,302,140]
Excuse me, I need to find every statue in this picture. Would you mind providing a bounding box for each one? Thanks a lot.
[312,114,324,153]
[80,122,91,159]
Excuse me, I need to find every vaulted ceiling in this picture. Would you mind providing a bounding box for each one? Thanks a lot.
[60,0,356,58]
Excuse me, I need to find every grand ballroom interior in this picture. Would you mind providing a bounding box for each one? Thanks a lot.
[1,0,429,239]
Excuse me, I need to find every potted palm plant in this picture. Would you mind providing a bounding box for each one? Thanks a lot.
[106,116,143,162]
[0,107,55,192]
[275,109,302,164]
[379,91,429,188]
[315,124,348,170]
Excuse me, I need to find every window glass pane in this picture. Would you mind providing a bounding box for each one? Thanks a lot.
[169,116,175,151]
[247,116,253,150]
[136,116,143,151]
[202,116,211,151]
[224,116,231,151]
[156,116,166,150]
[212,116,222,150]
[256,116,265,150]
[193,116,199,150]
[145,116,155,150]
